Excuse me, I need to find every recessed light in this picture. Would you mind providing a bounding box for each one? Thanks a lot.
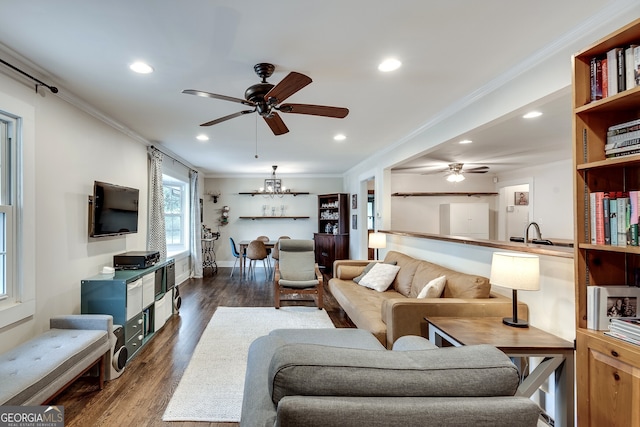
[523,111,542,119]
[196,134,209,141]
[378,58,401,72]
[130,61,154,74]
[334,134,346,141]
[459,139,472,144]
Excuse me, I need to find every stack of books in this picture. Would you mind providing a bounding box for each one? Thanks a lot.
[606,318,640,346]
[606,118,640,159]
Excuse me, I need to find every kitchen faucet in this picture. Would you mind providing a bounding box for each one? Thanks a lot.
[523,222,542,244]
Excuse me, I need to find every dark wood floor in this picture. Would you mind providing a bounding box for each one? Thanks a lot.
[55,267,354,427]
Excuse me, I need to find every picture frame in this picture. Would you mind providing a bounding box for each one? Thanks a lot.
[352,194,357,209]
[515,191,529,206]
[264,178,281,192]
[587,285,640,330]
[352,214,357,230]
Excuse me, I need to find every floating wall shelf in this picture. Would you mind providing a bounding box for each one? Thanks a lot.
[238,192,310,196]
[392,192,498,197]
[238,216,310,220]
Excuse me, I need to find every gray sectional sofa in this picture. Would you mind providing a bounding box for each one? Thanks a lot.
[240,328,541,427]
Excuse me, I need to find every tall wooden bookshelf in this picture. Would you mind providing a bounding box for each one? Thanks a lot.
[572,18,640,427]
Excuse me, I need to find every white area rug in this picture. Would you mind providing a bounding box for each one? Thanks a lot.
[162,306,334,422]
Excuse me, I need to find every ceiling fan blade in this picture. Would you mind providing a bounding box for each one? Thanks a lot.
[200,109,255,127]
[465,166,490,173]
[279,103,349,118]
[264,72,312,104]
[263,112,289,135]
[183,89,254,106]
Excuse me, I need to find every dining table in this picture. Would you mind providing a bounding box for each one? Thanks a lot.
[238,240,278,278]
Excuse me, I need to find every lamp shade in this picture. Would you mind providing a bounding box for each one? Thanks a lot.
[490,252,540,291]
[368,232,387,249]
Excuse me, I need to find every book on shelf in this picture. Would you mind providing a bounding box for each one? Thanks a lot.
[590,57,602,101]
[636,45,640,86]
[606,146,640,158]
[626,45,639,89]
[587,286,640,330]
[604,330,640,346]
[610,317,640,338]
[605,136,640,151]
[610,198,618,245]
[607,48,621,96]
[590,192,605,245]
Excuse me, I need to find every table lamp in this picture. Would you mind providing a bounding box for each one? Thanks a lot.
[368,232,386,260]
[490,252,539,328]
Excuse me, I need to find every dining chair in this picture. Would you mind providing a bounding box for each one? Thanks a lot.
[256,235,272,270]
[246,240,269,278]
[229,237,246,277]
[274,239,323,309]
[270,236,291,277]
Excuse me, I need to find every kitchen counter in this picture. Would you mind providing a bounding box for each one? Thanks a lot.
[380,230,574,259]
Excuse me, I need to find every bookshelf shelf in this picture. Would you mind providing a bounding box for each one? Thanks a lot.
[573,17,640,426]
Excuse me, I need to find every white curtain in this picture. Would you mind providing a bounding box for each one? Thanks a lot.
[147,148,167,260]
[190,170,203,278]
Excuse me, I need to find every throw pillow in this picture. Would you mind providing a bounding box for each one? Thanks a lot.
[358,263,401,292]
[353,260,397,283]
[417,275,446,299]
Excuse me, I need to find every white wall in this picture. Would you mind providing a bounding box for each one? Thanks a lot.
[203,177,343,265]
[0,72,153,352]
[390,173,498,237]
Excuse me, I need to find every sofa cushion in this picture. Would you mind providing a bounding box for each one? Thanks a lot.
[411,261,490,299]
[416,275,446,299]
[269,343,520,404]
[384,251,421,297]
[359,263,401,292]
[328,279,402,345]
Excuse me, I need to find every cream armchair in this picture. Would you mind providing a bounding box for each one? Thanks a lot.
[274,239,323,309]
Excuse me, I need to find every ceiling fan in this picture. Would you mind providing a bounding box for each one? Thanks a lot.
[441,163,489,182]
[183,63,349,135]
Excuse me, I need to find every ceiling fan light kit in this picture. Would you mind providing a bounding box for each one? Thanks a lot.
[183,63,349,136]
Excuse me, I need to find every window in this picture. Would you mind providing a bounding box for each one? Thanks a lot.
[163,173,189,256]
[0,114,16,300]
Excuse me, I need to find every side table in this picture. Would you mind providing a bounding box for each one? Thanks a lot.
[425,316,574,427]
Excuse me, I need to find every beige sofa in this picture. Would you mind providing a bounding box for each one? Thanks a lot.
[328,251,527,348]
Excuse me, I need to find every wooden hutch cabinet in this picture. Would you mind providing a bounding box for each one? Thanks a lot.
[572,18,640,427]
[314,193,349,275]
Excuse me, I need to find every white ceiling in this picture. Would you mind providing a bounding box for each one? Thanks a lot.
[0,1,628,177]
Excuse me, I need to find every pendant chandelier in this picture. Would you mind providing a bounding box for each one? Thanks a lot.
[259,165,286,198]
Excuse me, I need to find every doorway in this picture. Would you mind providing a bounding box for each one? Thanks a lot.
[500,183,530,241]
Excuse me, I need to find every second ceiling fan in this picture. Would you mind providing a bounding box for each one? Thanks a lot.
[183,63,349,135]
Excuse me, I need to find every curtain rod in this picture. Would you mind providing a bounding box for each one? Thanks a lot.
[0,57,58,94]
[149,145,196,173]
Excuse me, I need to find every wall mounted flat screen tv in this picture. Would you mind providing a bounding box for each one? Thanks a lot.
[90,181,140,237]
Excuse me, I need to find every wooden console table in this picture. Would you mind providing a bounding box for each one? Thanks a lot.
[425,317,574,427]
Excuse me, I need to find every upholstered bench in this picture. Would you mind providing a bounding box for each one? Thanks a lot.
[0,314,112,405]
